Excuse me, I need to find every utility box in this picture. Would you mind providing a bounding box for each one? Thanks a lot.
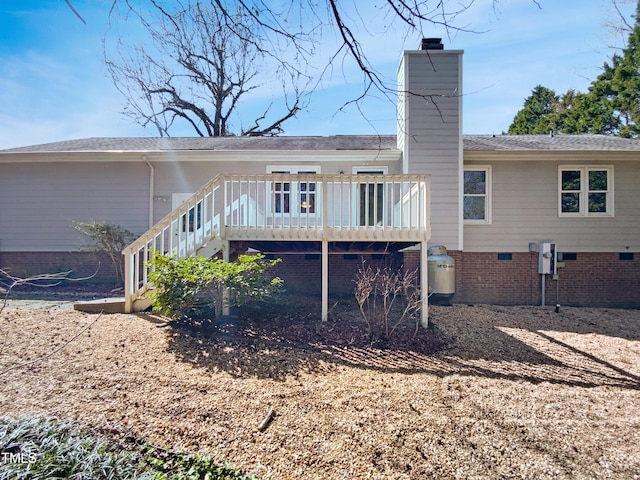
[538,242,557,275]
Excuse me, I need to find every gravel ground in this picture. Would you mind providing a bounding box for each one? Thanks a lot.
[0,297,639,479]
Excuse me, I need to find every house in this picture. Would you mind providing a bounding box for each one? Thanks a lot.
[1,39,639,316]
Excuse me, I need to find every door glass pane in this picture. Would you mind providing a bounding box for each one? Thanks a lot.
[300,182,315,213]
[272,170,291,214]
[357,171,384,226]
[359,182,383,226]
[274,182,290,213]
[298,171,316,214]
[182,203,202,231]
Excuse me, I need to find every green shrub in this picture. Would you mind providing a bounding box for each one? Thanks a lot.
[147,251,282,319]
[143,448,257,480]
[0,416,256,480]
[147,253,218,318]
[0,416,141,479]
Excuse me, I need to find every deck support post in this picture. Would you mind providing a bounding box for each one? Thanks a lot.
[222,240,230,316]
[420,240,429,328]
[322,240,329,322]
[124,252,133,313]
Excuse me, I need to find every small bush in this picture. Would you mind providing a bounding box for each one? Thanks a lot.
[354,262,422,342]
[0,416,256,480]
[74,221,136,285]
[147,251,283,319]
[147,253,218,318]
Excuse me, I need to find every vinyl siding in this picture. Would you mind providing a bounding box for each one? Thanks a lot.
[463,159,640,252]
[0,162,149,251]
[151,158,402,221]
[398,49,463,249]
[0,151,403,251]
[397,58,406,161]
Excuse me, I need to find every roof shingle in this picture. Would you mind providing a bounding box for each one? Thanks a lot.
[2,134,640,154]
[0,135,398,154]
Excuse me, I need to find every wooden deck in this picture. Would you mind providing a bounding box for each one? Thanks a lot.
[122,173,431,322]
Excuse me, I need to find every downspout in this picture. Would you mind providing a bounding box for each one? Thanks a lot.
[144,157,154,229]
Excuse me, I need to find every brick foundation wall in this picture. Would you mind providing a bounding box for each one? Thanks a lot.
[4,250,638,308]
[451,251,539,306]
[0,251,119,287]
[404,250,640,308]
[551,253,640,308]
[268,253,401,296]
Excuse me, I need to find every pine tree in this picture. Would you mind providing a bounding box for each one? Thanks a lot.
[508,85,561,134]
[609,2,640,136]
[508,0,640,137]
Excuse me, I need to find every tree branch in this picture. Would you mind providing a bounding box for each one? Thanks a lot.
[0,267,100,316]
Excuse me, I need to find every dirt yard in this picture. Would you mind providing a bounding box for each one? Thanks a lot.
[1,296,639,479]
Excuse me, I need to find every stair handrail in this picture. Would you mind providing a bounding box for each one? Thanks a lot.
[123,173,430,312]
[122,174,225,312]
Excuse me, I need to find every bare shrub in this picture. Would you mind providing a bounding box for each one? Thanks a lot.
[73,221,135,285]
[354,262,422,343]
[0,268,98,315]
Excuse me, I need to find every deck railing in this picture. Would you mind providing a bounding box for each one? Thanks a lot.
[123,173,430,311]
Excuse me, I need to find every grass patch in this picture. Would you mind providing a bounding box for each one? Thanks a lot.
[0,416,256,480]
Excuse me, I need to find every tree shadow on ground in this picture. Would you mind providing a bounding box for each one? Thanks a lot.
[158,296,640,390]
[430,304,640,389]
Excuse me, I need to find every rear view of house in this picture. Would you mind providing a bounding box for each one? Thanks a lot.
[1,39,638,310]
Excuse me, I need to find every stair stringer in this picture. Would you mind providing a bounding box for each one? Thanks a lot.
[194,236,225,259]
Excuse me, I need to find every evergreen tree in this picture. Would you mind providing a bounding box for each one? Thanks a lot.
[609,2,640,137]
[508,85,561,134]
[508,0,640,137]
[558,85,618,135]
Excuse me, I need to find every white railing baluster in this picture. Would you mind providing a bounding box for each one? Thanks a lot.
[123,173,429,311]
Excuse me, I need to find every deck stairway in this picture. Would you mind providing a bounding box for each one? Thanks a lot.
[121,173,431,319]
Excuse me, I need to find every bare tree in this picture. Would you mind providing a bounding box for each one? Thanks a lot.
[64,0,87,24]
[66,0,532,134]
[0,268,99,315]
[73,221,135,285]
[604,0,637,50]
[104,0,306,136]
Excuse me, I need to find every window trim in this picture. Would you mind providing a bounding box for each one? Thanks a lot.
[558,165,614,218]
[352,166,389,175]
[463,166,491,225]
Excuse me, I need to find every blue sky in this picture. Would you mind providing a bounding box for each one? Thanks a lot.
[0,0,635,149]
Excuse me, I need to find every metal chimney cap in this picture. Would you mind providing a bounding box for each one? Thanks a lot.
[420,38,444,50]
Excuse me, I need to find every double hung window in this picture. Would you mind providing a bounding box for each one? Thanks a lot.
[559,166,613,216]
[463,167,491,224]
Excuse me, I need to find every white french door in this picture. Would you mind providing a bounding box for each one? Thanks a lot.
[353,167,387,227]
[267,166,320,223]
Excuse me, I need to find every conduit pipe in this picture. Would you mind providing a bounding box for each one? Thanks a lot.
[145,157,154,229]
